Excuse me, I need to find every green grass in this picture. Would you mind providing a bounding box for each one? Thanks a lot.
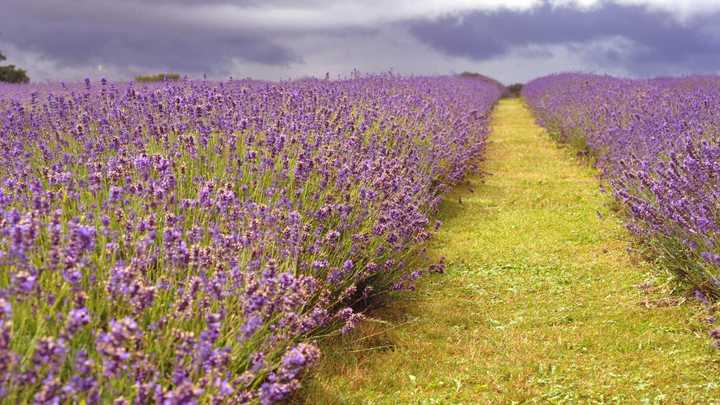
[300,98,720,403]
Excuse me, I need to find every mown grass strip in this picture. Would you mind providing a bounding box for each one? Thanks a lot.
[302,98,720,403]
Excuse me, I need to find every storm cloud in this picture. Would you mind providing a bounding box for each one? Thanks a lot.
[409,1,720,76]
[2,0,720,82]
[1,0,299,73]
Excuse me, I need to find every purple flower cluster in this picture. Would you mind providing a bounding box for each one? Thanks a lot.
[524,73,720,299]
[0,75,501,402]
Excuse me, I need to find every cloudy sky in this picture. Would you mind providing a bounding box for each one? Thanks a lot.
[2,0,720,83]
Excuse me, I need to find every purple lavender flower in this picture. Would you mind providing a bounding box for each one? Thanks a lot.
[525,73,720,306]
[0,75,500,401]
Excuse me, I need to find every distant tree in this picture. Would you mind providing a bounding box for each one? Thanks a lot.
[503,83,524,98]
[0,51,30,83]
[135,72,181,82]
[0,66,30,83]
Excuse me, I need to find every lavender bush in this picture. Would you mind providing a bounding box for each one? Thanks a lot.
[0,75,501,403]
[524,73,720,299]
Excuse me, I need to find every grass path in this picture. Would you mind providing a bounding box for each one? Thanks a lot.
[302,98,720,403]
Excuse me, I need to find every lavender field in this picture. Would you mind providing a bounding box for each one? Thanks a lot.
[6,73,720,403]
[6,0,720,402]
[524,74,720,304]
[0,76,502,403]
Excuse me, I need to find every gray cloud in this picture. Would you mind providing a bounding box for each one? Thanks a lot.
[1,0,720,82]
[408,1,720,76]
[1,0,300,74]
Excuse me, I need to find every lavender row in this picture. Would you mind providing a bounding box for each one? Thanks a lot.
[524,73,720,299]
[0,76,502,403]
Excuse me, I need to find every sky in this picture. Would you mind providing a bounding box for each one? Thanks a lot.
[2,0,720,84]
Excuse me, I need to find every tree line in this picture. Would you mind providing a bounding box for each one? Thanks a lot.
[0,51,30,83]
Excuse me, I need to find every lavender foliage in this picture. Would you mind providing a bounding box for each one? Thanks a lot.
[0,75,501,402]
[524,73,720,299]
